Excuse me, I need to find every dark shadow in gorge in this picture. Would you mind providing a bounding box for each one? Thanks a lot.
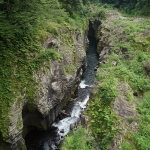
[81,21,99,85]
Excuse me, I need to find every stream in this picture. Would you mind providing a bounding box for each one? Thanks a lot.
[26,34,99,150]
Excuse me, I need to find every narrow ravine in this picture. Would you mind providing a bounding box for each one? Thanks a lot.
[26,23,99,150]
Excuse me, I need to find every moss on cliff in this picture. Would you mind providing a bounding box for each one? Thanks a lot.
[0,0,89,145]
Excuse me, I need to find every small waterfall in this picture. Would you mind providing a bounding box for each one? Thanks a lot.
[26,23,99,150]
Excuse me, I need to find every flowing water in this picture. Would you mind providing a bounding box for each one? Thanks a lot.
[26,35,99,150]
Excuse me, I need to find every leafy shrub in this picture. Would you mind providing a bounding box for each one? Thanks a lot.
[33,49,62,68]
[86,77,118,149]
[61,126,95,150]
[133,92,150,150]
[121,142,135,150]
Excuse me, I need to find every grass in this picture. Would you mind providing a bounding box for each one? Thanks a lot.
[85,77,118,150]
[61,126,95,150]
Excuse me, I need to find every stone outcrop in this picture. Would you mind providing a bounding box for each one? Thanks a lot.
[90,9,140,150]
[5,29,88,150]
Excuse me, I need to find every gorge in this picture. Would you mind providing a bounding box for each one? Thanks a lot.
[24,19,100,150]
[1,1,150,150]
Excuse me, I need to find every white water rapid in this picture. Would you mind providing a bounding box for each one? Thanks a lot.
[47,86,90,150]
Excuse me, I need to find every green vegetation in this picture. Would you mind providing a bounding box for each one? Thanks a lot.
[0,0,66,139]
[61,126,95,150]
[121,141,135,150]
[133,92,150,150]
[62,4,150,150]
[0,0,92,142]
[99,0,150,16]
[1,0,150,149]
[86,79,118,149]
[89,12,150,150]
[122,92,150,150]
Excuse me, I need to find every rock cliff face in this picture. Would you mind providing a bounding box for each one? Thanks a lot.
[90,9,140,150]
[5,29,88,150]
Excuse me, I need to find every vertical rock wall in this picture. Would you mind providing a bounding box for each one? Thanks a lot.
[4,29,88,150]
